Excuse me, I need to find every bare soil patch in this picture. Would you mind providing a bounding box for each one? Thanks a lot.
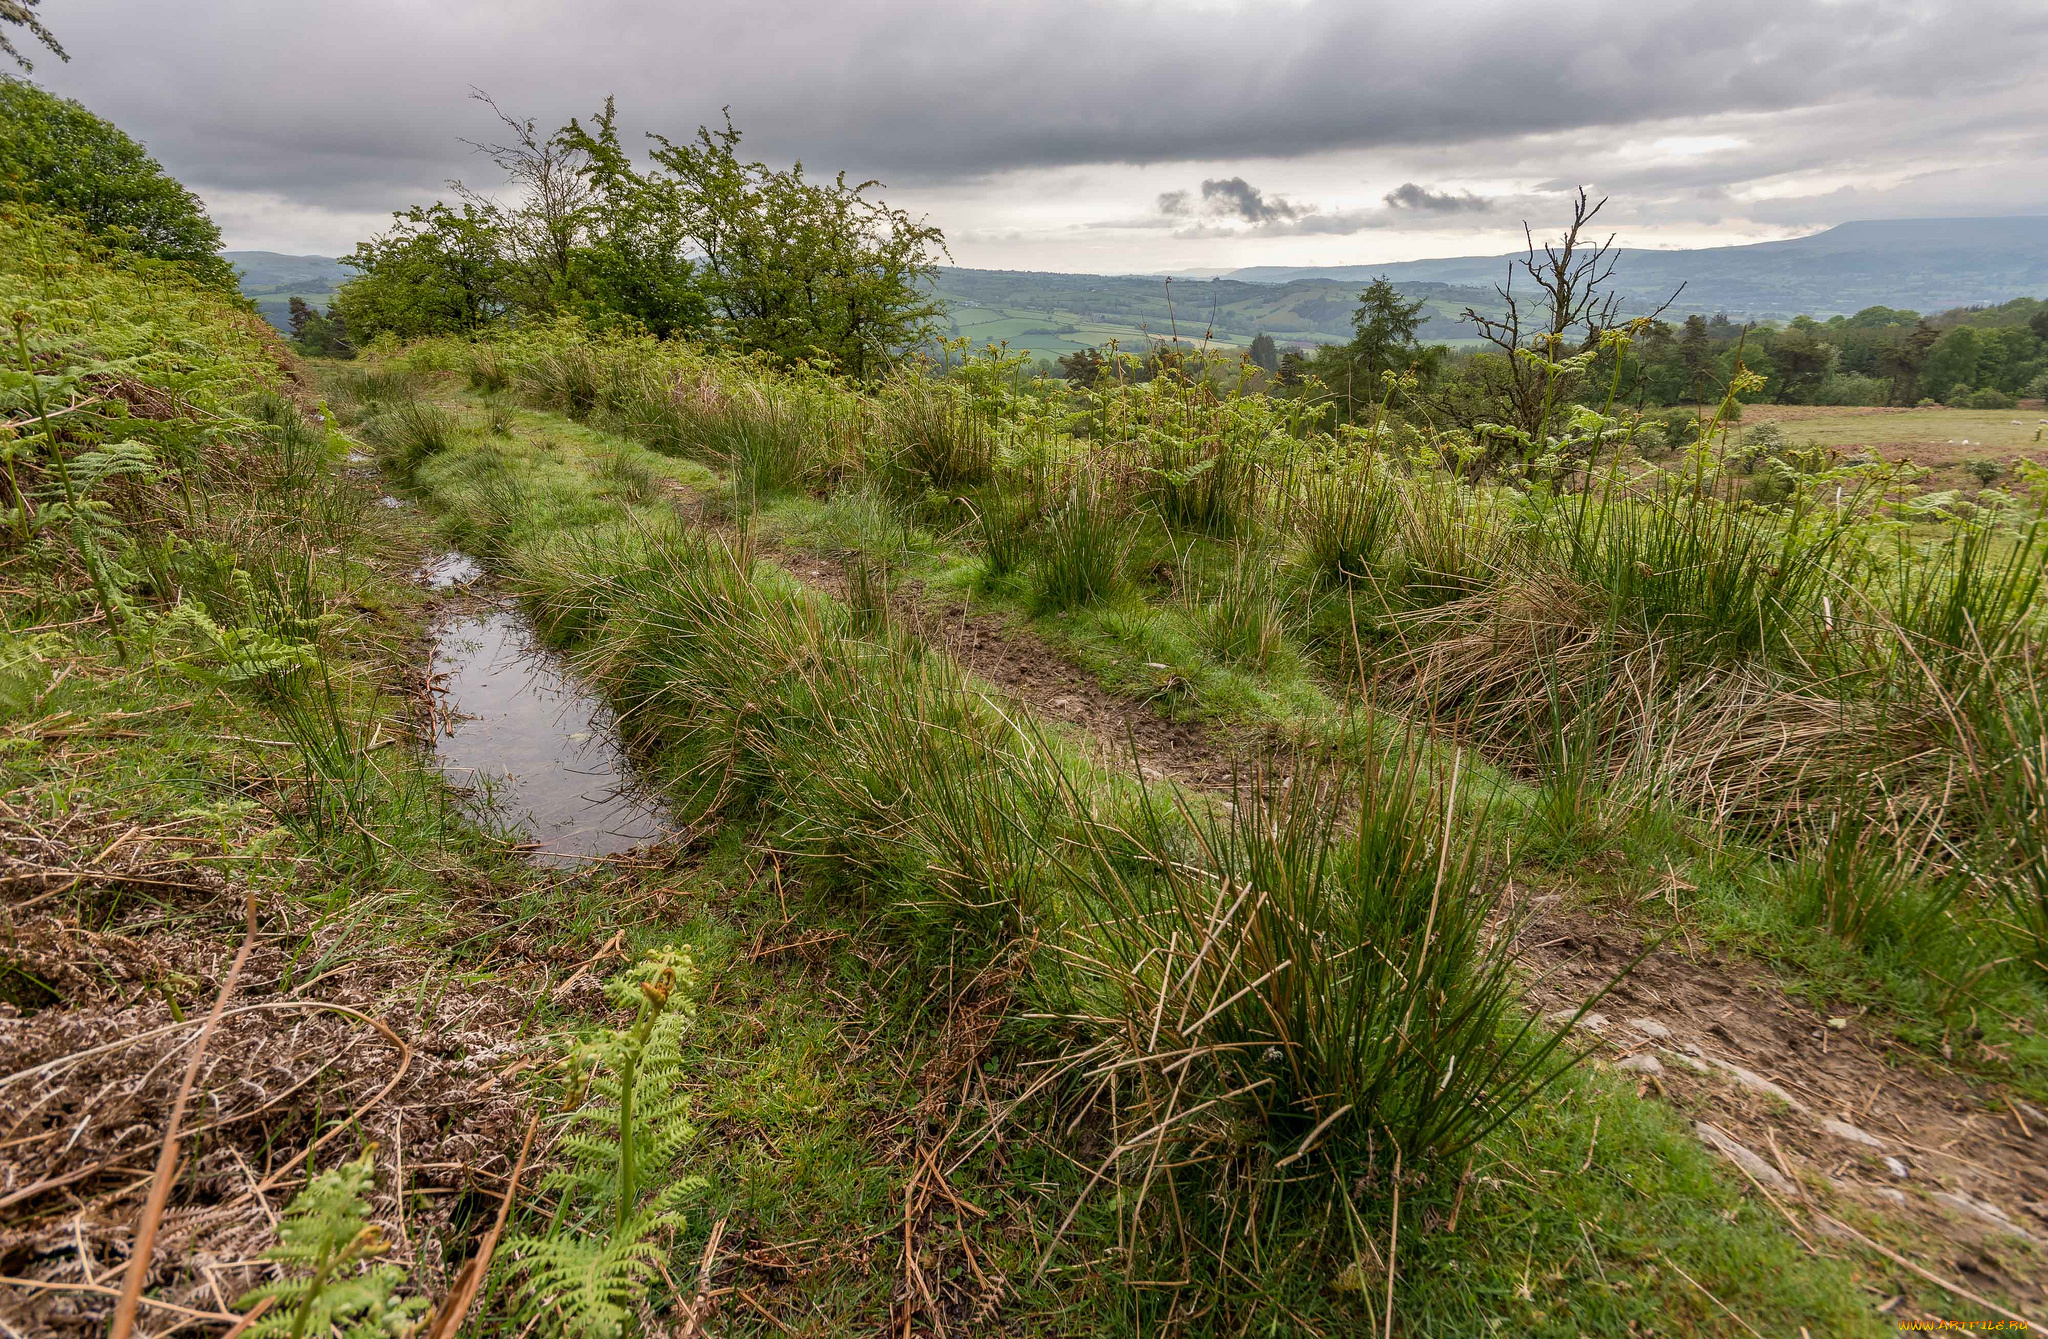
[1521,904,2048,1318]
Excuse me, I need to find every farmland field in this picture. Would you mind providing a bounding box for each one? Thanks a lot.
[1733,402,2048,489]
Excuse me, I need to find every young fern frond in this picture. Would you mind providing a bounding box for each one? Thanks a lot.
[509,1211,673,1339]
[506,948,705,1338]
[235,1151,424,1339]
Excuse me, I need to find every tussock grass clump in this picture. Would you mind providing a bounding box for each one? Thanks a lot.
[361,398,461,472]
[844,553,893,637]
[969,496,1028,587]
[523,341,604,419]
[1889,516,2048,696]
[593,444,660,505]
[1032,475,1127,611]
[1190,547,1289,671]
[699,385,836,501]
[1039,747,1593,1182]
[465,342,511,393]
[1297,464,1400,589]
[1551,472,1859,670]
[1780,805,1953,951]
[327,364,422,418]
[879,375,992,490]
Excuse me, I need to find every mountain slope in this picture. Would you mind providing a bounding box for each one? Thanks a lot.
[1220,217,2048,318]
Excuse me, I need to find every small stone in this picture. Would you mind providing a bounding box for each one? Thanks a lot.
[1544,1008,1607,1030]
[1615,1053,1663,1075]
[1884,1156,1910,1179]
[1931,1191,2039,1242]
[1707,1057,1809,1113]
[1695,1121,1791,1192]
[1818,1119,1885,1149]
[1626,1017,1672,1041]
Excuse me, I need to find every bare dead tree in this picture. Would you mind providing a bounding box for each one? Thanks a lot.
[1445,189,1680,461]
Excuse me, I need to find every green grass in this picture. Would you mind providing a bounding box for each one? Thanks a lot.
[357,369,1899,1334]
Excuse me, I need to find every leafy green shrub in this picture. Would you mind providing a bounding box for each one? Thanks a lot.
[1656,408,1700,448]
[1812,372,1886,406]
[1970,386,2018,410]
[1734,422,1784,471]
[1965,457,2007,487]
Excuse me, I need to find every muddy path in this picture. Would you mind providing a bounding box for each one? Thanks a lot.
[746,520,2048,1324]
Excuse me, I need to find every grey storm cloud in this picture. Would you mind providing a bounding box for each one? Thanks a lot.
[1199,177,1304,224]
[1383,183,1492,213]
[20,0,2048,251]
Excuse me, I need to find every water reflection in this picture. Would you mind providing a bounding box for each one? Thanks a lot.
[430,608,672,865]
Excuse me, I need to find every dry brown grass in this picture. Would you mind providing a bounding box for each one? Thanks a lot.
[0,802,536,1337]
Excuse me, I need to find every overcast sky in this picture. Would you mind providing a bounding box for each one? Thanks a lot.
[23,0,2048,270]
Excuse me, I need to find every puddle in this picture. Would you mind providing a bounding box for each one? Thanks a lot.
[419,551,484,590]
[429,608,673,865]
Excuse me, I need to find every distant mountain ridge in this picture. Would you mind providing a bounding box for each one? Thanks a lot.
[1216,217,2048,318]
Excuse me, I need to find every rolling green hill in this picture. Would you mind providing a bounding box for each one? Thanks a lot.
[225,250,349,329]
[928,269,1497,360]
